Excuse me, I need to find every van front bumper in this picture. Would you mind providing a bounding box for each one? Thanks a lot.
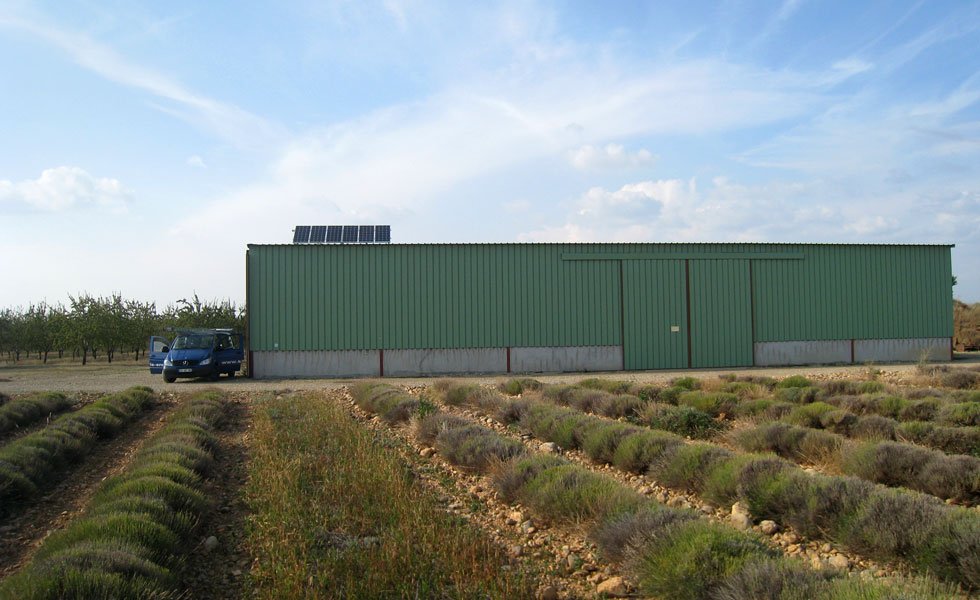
[163,364,215,379]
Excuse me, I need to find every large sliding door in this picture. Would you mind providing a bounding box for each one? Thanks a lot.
[689,260,753,368]
[622,260,688,370]
[622,258,753,370]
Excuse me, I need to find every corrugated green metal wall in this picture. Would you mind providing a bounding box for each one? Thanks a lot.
[248,244,622,351]
[752,245,953,341]
[247,243,953,367]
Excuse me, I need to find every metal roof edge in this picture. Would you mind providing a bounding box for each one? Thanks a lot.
[246,242,955,248]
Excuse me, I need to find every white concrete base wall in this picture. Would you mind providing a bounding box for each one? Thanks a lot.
[252,350,379,378]
[384,348,507,376]
[854,338,950,363]
[511,345,622,373]
[253,337,951,377]
[253,345,625,377]
[753,337,950,367]
[754,340,852,367]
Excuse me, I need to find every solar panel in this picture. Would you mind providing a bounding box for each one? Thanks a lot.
[292,226,311,244]
[342,226,359,243]
[294,225,390,244]
[310,225,327,243]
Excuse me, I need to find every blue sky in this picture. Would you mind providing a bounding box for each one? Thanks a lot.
[1,0,978,310]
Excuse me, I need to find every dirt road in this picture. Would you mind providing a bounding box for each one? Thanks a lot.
[2,355,977,394]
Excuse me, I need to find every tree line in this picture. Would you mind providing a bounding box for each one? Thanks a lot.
[2,295,977,364]
[0,294,245,364]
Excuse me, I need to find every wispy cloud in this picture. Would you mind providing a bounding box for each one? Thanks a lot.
[870,5,980,76]
[752,0,807,47]
[167,58,821,242]
[736,74,980,175]
[775,0,806,23]
[0,12,283,148]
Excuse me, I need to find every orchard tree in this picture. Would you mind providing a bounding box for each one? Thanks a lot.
[48,305,71,359]
[68,294,99,365]
[24,303,55,363]
[127,299,158,360]
[165,293,244,331]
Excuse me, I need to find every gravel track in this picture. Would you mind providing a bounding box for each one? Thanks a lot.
[177,394,253,599]
[2,355,976,395]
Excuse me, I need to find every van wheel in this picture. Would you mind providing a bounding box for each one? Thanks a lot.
[209,370,220,381]
[227,371,236,379]
[164,374,176,383]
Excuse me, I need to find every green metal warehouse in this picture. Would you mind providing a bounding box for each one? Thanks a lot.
[245,242,954,378]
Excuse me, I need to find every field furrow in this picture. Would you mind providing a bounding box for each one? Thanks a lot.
[173,392,251,599]
[0,390,229,597]
[0,387,162,523]
[0,394,175,577]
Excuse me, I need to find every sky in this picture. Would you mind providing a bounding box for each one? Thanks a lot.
[1,0,979,310]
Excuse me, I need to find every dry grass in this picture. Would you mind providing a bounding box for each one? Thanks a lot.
[244,392,529,599]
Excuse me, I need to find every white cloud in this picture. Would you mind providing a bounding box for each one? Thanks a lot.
[514,171,980,303]
[186,155,207,168]
[0,167,131,212]
[568,143,656,170]
[518,176,953,245]
[577,180,693,219]
[844,215,898,235]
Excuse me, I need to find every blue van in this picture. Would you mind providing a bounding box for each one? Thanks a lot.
[149,329,244,382]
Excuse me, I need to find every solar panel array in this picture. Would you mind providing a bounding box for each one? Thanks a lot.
[292,225,392,244]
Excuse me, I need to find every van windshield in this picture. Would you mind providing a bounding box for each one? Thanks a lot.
[172,335,214,350]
